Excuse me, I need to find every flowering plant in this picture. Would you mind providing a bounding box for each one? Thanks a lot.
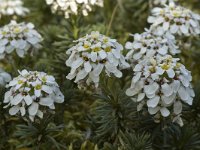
[0,0,29,18]
[66,31,129,87]
[45,0,104,18]
[125,29,179,62]
[148,2,200,36]
[0,20,43,59]
[126,54,194,126]
[3,70,64,121]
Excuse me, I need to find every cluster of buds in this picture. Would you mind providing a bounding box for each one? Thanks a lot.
[66,31,129,88]
[3,70,64,121]
[45,0,103,18]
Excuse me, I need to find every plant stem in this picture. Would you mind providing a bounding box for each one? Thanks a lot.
[106,3,119,36]
[163,118,167,148]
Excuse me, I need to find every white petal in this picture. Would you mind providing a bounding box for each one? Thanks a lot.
[170,24,179,33]
[180,25,188,34]
[148,107,160,115]
[4,91,12,103]
[9,106,20,115]
[99,50,107,59]
[160,107,170,117]
[71,57,84,70]
[114,70,122,78]
[134,64,143,72]
[174,101,182,115]
[34,90,41,97]
[172,80,180,92]
[24,95,33,105]
[20,107,26,116]
[28,102,39,116]
[11,94,23,105]
[144,82,159,95]
[37,110,43,119]
[166,68,175,78]
[162,93,176,105]
[42,85,53,94]
[84,61,92,73]
[74,69,88,82]
[147,96,160,108]
[137,102,145,111]
[137,93,145,102]
[163,22,170,30]
[39,97,54,106]
[93,64,104,76]
[178,86,189,101]
[126,88,138,96]
[90,52,97,62]
[161,83,173,97]
[125,42,133,49]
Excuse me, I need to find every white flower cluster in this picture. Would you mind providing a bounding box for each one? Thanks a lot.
[0,20,43,59]
[3,70,64,121]
[152,0,177,6]
[46,0,104,18]
[126,55,194,126]
[148,2,200,36]
[66,31,130,87]
[0,0,29,18]
[125,29,179,62]
[0,68,11,86]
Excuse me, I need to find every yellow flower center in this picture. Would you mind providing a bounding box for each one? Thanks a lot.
[42,76,47,82]
[175,63,181,68]
[2,31,7,35]
[84,43,90,49]
[18,80,24,84]
[105,47,111,52]
[13,27,21,33]
[93,47,100,52]
[35,84,42,90]
[103,38,109,43]
[172,11,181,17]
[149,66,156,73]
[24,28,29,32]
[161,64,170,70]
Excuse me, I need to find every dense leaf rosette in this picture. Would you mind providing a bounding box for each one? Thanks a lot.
[126,55,194,126]
[0,0,29,18]
[66,31,130,88]
[0,20,43,59]
[125,29,179,62]
[3,70,64,121]
[45,0,104,18]
[148,2,200,36]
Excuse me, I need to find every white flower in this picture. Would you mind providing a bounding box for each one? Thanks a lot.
[66,31,130,88]
[125,28,180,62]
[0,20,43,59]
[0,68,11,86]
[0,0,29,18]
[45,0,104,18]
[3,69,64,122]
[126,54,194,126]
[148,2,200,36]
